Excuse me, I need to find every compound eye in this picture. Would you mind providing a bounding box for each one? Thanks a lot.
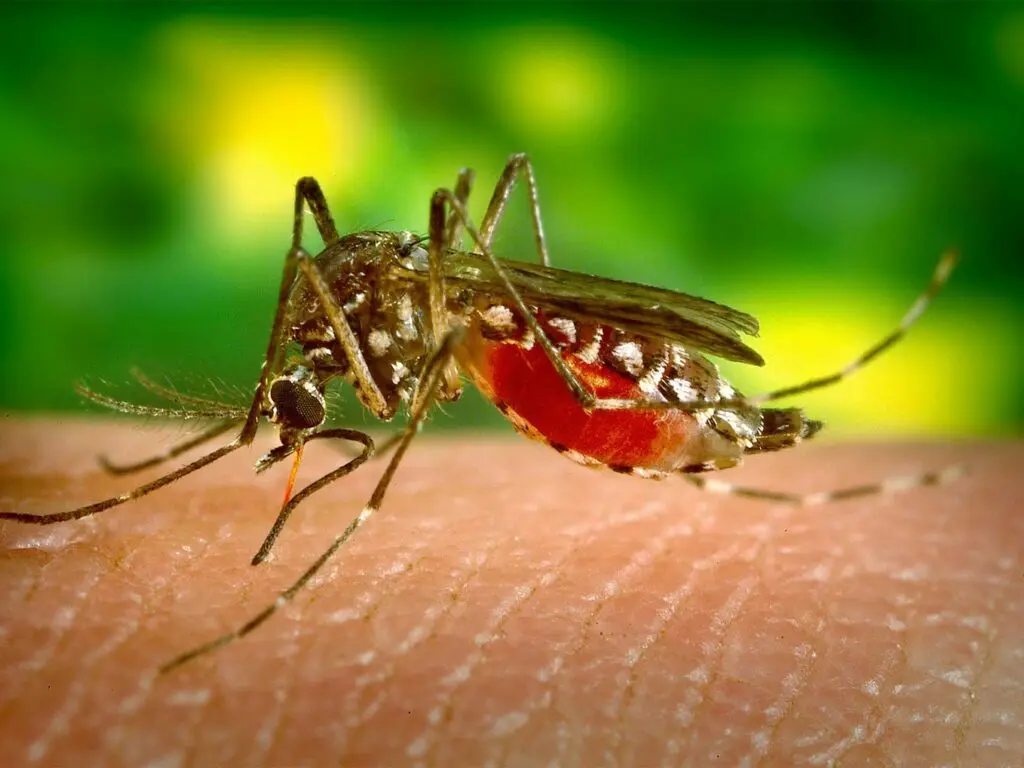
[269,376,325,430]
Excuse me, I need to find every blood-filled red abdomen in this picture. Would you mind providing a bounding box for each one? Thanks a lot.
[457,326,708,473]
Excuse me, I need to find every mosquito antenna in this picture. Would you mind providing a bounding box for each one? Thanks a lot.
[76,381,247,421]
[75,380,247,421]
[129,367,244,412]
[685,464,964,505]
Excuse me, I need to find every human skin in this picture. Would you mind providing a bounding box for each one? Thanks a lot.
[0,418,1021,766]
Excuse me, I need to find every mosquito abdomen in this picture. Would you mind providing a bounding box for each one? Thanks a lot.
[455,302,765,476]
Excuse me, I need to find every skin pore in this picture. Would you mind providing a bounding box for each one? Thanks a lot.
[1,418,1021,765]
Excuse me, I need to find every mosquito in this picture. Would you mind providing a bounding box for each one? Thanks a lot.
[0,154,960,672]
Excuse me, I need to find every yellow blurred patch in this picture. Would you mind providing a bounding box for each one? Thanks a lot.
[489,29,621,141]
[723,289,1012,437]
[156,20,382,242]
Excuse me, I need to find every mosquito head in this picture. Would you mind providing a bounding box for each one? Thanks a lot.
[267,365,326,443]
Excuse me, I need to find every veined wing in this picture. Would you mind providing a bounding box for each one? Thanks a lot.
[399,250,764,366]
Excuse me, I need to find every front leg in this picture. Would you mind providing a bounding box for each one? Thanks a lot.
[248,178,346,431]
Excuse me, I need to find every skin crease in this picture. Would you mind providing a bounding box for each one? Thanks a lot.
[0,418,1021,767]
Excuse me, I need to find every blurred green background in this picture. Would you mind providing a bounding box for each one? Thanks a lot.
[2,3,1021,437]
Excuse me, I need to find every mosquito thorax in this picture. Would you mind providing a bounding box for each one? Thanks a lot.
[287,231,444,422]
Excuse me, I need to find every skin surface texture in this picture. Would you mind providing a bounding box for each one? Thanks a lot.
[0,418,1021,766]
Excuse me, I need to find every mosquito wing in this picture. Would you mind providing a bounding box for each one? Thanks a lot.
[421,250,764,366]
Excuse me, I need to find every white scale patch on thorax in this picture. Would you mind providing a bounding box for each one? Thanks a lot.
[344,292,366,313]
[395,293,419,342]
[392,360,410,385]
[305,345,333,364]
[304,322,336,343]
[367,329,392,357]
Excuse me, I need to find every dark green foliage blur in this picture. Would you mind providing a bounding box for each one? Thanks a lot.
[1,3,1021,435]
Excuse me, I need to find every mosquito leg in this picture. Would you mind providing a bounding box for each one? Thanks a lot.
[0,178,346,527]
[445,168,475,249]
[0,441,244,525]
[251,428,375,565]
[293,255,393,418]
[478,152,551,265]
[371,428,415,459]
[280,177,411,424]
[100,419,240,476]
[424,187,465,402]
[683,464,964,506]
[4,383,254,523]
[159,327,466,673]
[245,177,345,433]
[330,428,413,462]
[295,176,341,246]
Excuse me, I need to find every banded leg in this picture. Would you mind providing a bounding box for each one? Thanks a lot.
[0,178,347,527]
[329,428,410,461]
[444,167,475,249]
[684,464,965,506]
[246,177,344,434]
[293,253,393,418]
[160,326,467,673]
[426,153,552,400]
[478,152,551,266]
